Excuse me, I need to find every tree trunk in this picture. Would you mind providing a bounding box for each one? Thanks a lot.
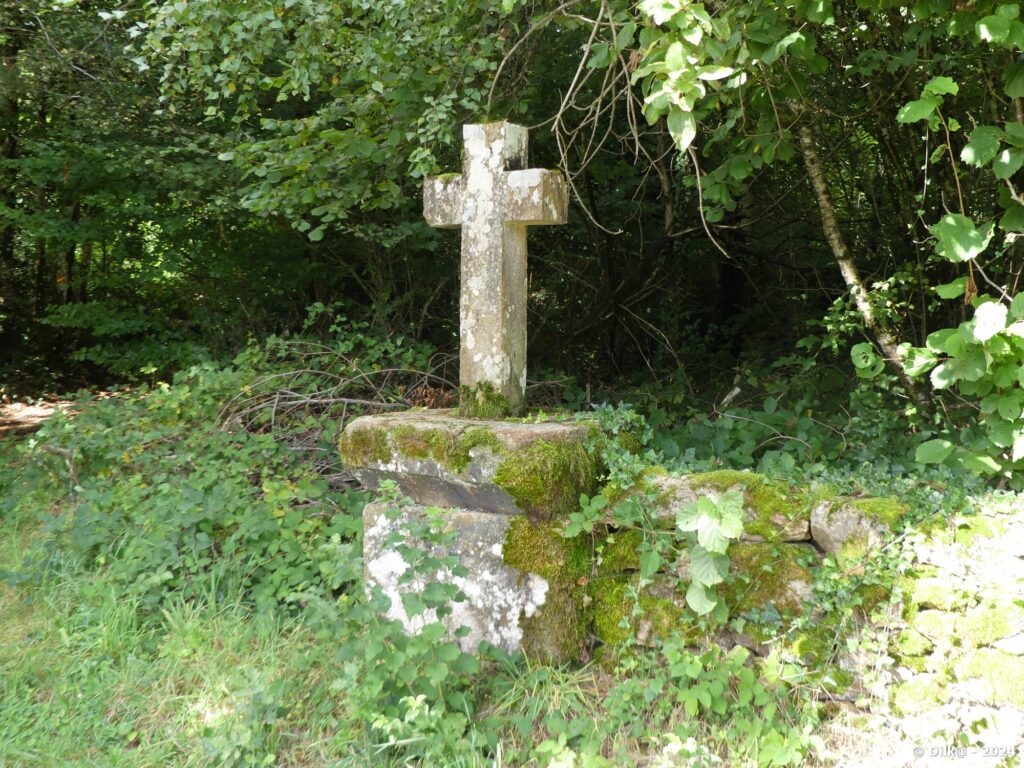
[797,123,931,409]
[0,37,20,337]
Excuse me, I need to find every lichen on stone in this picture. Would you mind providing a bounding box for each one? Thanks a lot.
[493,437,598,521]
[459,381,513,419]
[338,426,390,466]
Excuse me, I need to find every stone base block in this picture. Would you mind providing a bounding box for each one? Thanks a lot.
[340,410,598,521]
[362,501,587,662]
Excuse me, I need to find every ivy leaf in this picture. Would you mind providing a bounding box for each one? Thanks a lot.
[972,301,1008,342]
[929,214,994,262]
[896,95,941,124]
[685,581,719,615]
[961,126,1003,167]
[916,439,955,464]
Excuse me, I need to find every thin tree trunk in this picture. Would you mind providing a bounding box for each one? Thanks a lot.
[0,38,20,331]
[797,123,931,409]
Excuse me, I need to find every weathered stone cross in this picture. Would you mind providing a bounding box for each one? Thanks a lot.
[423,122,568,417]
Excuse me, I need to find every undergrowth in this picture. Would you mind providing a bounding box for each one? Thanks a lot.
[0,332,991,766]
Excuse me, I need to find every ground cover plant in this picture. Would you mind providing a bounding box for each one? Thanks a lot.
[3,0,1024,764]
[3,328,1019,766]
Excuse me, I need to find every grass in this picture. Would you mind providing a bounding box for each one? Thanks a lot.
[0,447,354,767]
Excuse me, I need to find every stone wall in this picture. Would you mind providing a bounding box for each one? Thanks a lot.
[340,411,906,677]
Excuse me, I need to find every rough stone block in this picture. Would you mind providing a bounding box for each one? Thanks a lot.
[340,410,598,521]
[362,500,588,662]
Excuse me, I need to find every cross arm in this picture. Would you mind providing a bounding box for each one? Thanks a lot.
[423,174,465,229]
[505,169,568,226]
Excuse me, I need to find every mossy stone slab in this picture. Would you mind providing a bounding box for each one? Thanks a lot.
[363,501,586,662]
[340,410,598,521]
[810,496,906,563]
[637,471,813,542]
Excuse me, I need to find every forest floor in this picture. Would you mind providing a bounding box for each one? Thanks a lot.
[0,400,70,436]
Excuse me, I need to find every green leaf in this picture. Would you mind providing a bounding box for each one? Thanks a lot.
[926,328,957,353]
[697,66,736,81]
[667,107,697,151]
[1004,60,1024,98]
[916,439,955,464]
[639,548,662,579]
[685,581,719,615]
[689,545,730,587]
[929,214,994,262]
[978,14,1011,42]
[934,276,968,299]
[1000,202,1024,231]
[923,76,959,96]
[993,148,1024,179]
[1011,292,1024,319]
[962,453,1001,474]
[850,342,877,368]
[961,126,1003,167]
[900,344,938,377]
[665,41,686,72]
[896,95,941,124]
[587,43,611,69]
[972,301,1008,342]
[997,393,1022,420]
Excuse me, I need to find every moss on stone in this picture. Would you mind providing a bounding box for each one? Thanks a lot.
[895,628,934,658]
[786,619,841,664]
[855,581,893,613]
[493,438,597,521]
[615,431,644,455]
[595,529,644,576]
[953,514,1008,545]
[912,609,958,647]
[837,531,870,567]
[338,426,390,466]
[955,648,1024,707]
[689,470,809,542]
[385,423,504,474]
[590,574,698,647]
[722,543,812,616]
[389,425,443,461]
[848,497,907,528]
[956,600,1024,648]
[502,516,590,663]
[892,674,948,715]
[459,381,512,419]
[909,577,969,612]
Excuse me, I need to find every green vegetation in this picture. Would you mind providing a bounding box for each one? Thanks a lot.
[5,0,1024,763]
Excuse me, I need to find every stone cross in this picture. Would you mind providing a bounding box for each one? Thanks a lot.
[423,122,568,417]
